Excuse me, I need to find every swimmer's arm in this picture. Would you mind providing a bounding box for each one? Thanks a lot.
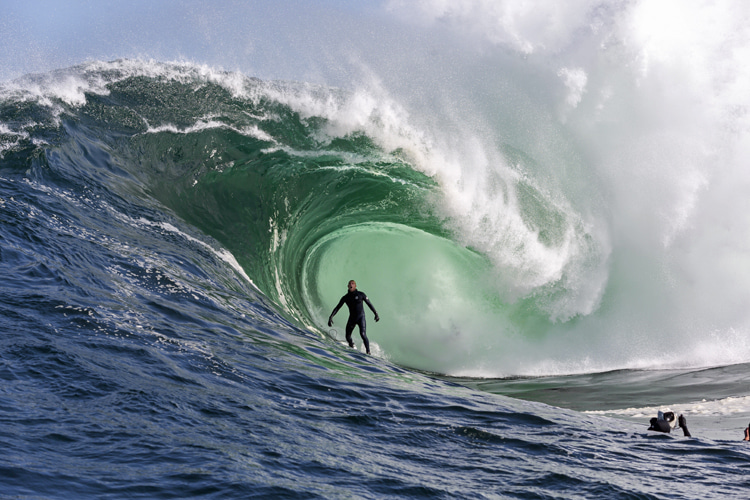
[678,415,691,437]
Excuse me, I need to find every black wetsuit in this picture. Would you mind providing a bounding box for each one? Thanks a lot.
[330,290,378,353]
[648,412,691,437]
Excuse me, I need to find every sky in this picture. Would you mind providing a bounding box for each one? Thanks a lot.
[0,0,389,83]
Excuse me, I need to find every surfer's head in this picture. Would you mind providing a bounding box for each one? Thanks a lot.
[658,410,677,429]
[348,280,357,291]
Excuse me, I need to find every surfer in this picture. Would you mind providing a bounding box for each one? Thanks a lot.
[647,411,691,437]
[328,280,379,355]
[743,423,750,441]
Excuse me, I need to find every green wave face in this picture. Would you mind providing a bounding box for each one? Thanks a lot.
[11,61,626,376]
[303,222,500,371]
[84,67,532,373]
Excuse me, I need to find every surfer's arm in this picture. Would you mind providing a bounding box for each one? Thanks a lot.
[364,297,379,322]
[328,297,345,326]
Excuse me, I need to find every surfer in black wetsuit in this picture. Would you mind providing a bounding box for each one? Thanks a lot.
[328,280,379,355]
[647,411,691,437]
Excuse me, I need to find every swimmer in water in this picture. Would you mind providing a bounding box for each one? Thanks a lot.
[328,280,379,355]
[647,410,691,437]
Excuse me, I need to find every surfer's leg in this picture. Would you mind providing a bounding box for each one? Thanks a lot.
[358,318,370,354]
[345,319,355,348]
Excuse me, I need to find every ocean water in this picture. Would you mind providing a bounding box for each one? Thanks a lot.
[3,2,750,498]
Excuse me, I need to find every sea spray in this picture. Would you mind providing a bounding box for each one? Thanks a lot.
[364,0,750,374]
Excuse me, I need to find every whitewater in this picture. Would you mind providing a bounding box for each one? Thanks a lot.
[2,1,750,498]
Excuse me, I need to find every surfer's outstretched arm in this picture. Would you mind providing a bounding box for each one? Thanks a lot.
[364,297,379,322]
[328,297,345,327]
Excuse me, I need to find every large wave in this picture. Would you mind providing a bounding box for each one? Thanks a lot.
[3,1,750,378]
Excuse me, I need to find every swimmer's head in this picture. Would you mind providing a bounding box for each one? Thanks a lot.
[658,410,677,429]
[348,280,357,291]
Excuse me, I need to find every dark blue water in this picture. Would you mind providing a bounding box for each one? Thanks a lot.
[2,61,750,499]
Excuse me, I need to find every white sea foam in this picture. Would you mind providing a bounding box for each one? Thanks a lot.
[143,117,276,144]
[587,396,750,419]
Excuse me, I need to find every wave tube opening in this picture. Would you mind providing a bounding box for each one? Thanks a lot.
[301,222,521,372]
